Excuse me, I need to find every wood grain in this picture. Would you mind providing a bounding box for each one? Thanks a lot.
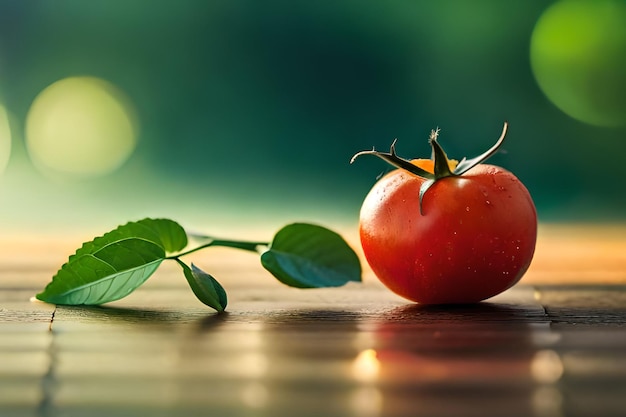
[1,223,625,417]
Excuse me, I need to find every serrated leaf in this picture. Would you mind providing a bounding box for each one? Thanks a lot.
[36,218,188,305]
[260,223,362,288]
[177,260,227,312]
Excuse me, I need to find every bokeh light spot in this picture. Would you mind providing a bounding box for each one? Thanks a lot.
[26,77,138,178]
[530,0,626,127]
[531,350,564,384]
[351,349,380,383]
[0,105,11,176]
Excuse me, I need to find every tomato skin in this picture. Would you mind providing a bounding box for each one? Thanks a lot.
[359,162,537,304]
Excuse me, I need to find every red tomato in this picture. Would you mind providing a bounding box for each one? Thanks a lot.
[353,124,537,304]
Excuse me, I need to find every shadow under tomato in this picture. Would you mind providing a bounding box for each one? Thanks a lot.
[375,302,542,354]
[381,301,545,323]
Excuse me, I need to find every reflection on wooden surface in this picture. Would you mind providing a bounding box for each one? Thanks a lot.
[1,224,625,417]
[2,284,626,417]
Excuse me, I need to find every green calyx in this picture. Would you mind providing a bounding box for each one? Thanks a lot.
[351,122,509,214]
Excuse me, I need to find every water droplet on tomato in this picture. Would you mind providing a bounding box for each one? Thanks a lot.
[486,200,491,205]
[465,206,470,212]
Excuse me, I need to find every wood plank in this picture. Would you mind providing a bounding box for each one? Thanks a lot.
[1,223,626,417]
[2,284,626,417]
[535,285,626,326]
[15,286,546,417]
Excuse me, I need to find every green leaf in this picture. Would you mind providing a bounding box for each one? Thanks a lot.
[36,218,188,305]
[260,223,362,288]
[177,260,227,312]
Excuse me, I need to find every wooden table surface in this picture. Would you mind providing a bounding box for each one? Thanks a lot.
[1,224,625,417]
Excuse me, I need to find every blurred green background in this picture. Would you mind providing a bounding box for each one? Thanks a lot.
[0,0,624,234]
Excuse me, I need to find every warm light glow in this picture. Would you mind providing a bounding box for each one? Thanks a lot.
[237,352,269,378]
[352,349,380,382]
[531,350,564,384]
[0,105,11,176]
[25,76,138,178]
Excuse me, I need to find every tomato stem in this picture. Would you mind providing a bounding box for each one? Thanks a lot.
[430,130,454,178]
[351,122,509,215]
[453,122,508,175]
[350,140,436,180]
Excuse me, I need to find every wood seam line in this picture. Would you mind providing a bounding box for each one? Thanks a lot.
[48,306,57,332]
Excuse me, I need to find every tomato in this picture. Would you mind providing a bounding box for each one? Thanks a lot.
[352,123,537,304]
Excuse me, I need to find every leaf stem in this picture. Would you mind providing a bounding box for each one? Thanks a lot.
[167,238,269,259]
[209,239,269,252]
[172,257,187,269]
